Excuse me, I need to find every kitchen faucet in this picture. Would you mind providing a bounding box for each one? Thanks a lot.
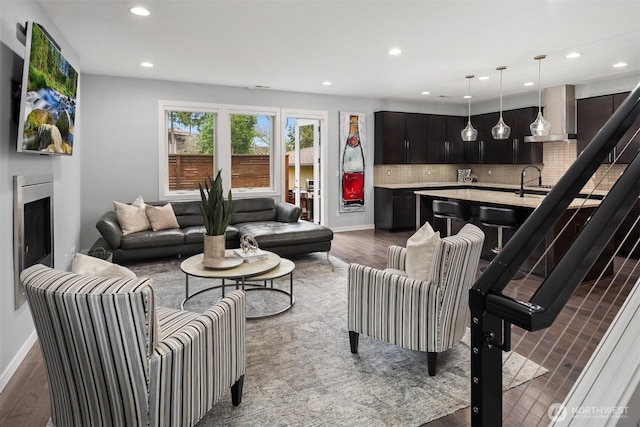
[519,164,542,197]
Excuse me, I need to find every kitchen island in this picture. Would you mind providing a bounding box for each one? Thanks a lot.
[414,188,611,281]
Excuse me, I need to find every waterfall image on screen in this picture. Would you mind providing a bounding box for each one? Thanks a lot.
[17,21,78,155]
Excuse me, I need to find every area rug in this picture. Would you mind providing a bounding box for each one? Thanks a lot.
[127,253,547,427]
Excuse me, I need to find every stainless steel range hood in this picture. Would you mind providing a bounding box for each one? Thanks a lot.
[525,85,577,143]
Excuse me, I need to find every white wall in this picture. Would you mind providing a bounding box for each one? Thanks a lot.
[0,1,82,392]
[78,74,464,248]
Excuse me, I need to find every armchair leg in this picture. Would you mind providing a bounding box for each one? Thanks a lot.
[349,331,359,353]
[427,352,437,376]
[231,375,244,406]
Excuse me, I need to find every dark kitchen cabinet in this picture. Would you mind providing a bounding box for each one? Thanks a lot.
[613,92,639,164]
[426,114,446,163]
[502,107,543,164]
[374,111,428,164]
[464,112,502,164]
[479,112,502,163]
[445,115,466,163]
[374,187,416,230]
[463,116,482,163]
[422,114,467,164]
[464,108,542,164]
[577,95,614,162]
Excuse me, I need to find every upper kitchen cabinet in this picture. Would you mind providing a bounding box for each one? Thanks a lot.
[445,115,466,163]
[464,112,500,164]
[577,94,614,162]
[374,111,428,164]
[479,112,502,163]
[465,108,542,164]
[613,92,639,164]
[502,107,543,164]
[425,114,446,163]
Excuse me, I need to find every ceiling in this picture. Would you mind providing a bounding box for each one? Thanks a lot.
[37,0,640,104]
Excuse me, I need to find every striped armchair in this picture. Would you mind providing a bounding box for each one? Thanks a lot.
[348,223,484,376]
[21,264,246,427]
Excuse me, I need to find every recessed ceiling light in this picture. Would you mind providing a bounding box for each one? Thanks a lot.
[463,95,472,99]
[613,62,628,68]
[478,76,490,81]
[322,81,332,86]
[524,82,534,86]
[140,61,154,68]
[421,91,430,95]
[388,48,402,56]
[566,52,581,59]
[130,7,150,16]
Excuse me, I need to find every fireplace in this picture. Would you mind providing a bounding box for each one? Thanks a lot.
[14,174,53,309]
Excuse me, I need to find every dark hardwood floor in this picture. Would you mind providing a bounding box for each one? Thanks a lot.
[1,228,637,427]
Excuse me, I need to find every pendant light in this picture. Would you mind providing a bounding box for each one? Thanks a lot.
[491,66,511,140]
[530,54,551,136]
[461,75,478,142]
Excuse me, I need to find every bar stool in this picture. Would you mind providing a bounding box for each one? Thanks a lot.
[432,200,472,236]
[479,206,524,278]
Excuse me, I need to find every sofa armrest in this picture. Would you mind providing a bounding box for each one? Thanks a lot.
[275,201,301,222]
[150,291,246,426]
[387,245,407,270]
[96,211,123,249]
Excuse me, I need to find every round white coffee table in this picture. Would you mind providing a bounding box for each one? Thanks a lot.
[180,250,295,318]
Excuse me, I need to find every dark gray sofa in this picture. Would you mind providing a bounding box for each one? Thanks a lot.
[91,198,333,264]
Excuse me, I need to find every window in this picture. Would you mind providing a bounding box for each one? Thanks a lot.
[167,110,215,191]
[159,101,281,200]
[230,113,272,189]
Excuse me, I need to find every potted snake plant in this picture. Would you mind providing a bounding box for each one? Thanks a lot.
[199,169,233,260]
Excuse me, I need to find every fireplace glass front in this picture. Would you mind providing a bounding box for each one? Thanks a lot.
[14,174,54,309]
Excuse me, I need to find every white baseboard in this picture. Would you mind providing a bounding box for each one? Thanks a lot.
[332,224,375,233]
[0,331,37,394]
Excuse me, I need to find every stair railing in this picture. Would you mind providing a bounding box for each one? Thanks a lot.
[469,83,640,426]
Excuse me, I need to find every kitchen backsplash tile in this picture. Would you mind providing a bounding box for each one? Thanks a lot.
[374,142,621,191]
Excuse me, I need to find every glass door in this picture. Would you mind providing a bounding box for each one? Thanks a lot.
[284,115,322,223]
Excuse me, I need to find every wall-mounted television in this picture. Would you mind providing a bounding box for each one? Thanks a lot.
[16,20,78,156]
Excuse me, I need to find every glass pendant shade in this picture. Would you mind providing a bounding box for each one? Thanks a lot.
[530,111,552,136]
[462,120,478,142]
[491,66,511,140]
[530,55,551,136]
[461,75,477,142]
[492,116,511,140]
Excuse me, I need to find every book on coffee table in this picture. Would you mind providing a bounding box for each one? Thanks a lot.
[233,248,269,262]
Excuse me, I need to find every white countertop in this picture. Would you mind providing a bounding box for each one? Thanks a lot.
[414,188,602,209]
[376,181,610,198]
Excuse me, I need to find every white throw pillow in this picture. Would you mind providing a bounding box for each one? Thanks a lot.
[146,203,180,231]
[405,221,441,281]
[131,195,145,208]
[71,253,137,279]
[114,198,151,235]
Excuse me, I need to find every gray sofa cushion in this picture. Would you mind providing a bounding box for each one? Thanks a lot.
[121,229,185,250]
[234,221,334,248]
[231,198,276,224]
[184,225,239,245]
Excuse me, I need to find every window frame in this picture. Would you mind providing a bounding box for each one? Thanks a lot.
[158,100,282,201]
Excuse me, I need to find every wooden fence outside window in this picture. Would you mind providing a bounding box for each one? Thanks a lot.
[169,154,270,190]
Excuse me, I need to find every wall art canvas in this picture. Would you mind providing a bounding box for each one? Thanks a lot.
[339,112,365,213]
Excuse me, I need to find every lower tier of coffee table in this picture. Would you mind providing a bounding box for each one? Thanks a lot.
[182,258,296,319]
